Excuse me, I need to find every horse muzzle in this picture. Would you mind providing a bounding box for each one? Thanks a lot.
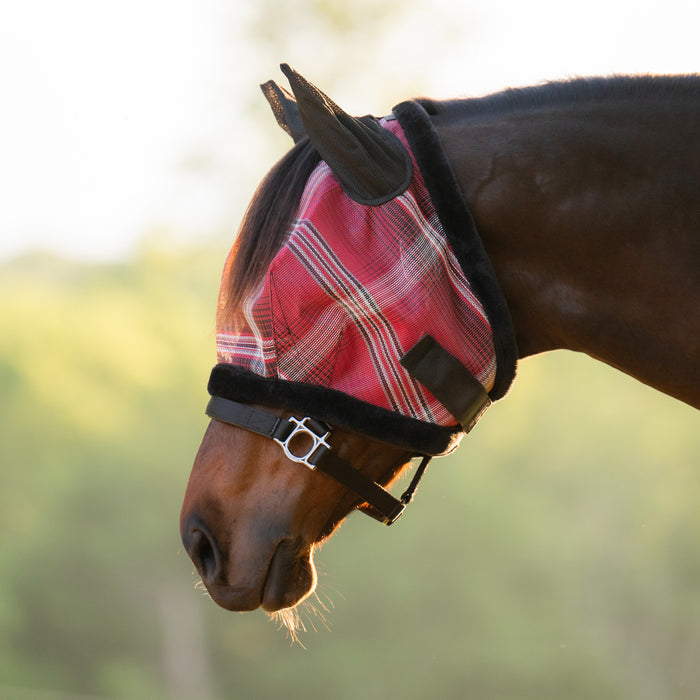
[180,512,317,612]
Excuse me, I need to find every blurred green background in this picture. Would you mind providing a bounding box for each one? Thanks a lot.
[2,1,699,699]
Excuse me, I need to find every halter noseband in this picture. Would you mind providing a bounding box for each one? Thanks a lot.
[205,395,431,525]
[205,335,493,526]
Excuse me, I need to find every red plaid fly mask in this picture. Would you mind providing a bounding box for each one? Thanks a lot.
[215,122,496,429]
[204,66,517,522]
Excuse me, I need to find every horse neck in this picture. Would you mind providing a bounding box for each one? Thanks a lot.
[433,91,700,408]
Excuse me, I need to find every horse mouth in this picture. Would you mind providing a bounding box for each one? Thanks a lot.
[181,511,320,613]
[261,538,316,613]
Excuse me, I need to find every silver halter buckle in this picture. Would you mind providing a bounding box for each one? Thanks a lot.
[273,416,331,470]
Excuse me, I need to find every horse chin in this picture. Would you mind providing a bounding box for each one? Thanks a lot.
[261,539,317,613]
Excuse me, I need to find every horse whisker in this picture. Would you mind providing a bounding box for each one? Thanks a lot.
[267,588,336,646]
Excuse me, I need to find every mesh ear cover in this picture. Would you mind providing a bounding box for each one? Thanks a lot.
[260,80,306,143]
[279,64,413,205]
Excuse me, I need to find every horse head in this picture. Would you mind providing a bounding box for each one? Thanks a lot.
[180,65,517,614]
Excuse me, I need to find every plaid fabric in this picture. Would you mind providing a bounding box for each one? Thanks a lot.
[216,119,496,428]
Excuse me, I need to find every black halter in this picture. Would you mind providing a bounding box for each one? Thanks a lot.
[205,395,432,525]
[205,335,495,525]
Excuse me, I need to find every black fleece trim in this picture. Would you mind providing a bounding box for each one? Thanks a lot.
[394,100,518,400]
[208,364,462,456]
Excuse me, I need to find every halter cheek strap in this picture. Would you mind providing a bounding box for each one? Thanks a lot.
[205,396,431,525]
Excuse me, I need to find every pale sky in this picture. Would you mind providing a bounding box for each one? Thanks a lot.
[1,0,697,262]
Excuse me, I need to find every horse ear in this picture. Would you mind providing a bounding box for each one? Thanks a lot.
[260,80,306,143]
[279,64,412,205]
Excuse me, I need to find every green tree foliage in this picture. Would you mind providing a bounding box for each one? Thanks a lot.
[0,247,698,700]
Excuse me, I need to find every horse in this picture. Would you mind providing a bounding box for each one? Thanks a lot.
[180,65,699,621]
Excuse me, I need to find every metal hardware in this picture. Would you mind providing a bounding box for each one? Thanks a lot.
[273,416,331,470]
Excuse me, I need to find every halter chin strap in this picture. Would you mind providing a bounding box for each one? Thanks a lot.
[205,396,431,525]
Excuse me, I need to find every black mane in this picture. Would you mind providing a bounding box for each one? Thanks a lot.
[436,74,699,117]
[220,137,321,323]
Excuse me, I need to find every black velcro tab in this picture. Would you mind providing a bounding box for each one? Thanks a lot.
[400,335,491,433]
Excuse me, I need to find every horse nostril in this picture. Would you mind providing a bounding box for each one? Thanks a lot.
[182,517,221,582]
[193,530,217,580]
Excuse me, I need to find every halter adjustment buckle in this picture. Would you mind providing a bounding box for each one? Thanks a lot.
[274,416,331,470]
